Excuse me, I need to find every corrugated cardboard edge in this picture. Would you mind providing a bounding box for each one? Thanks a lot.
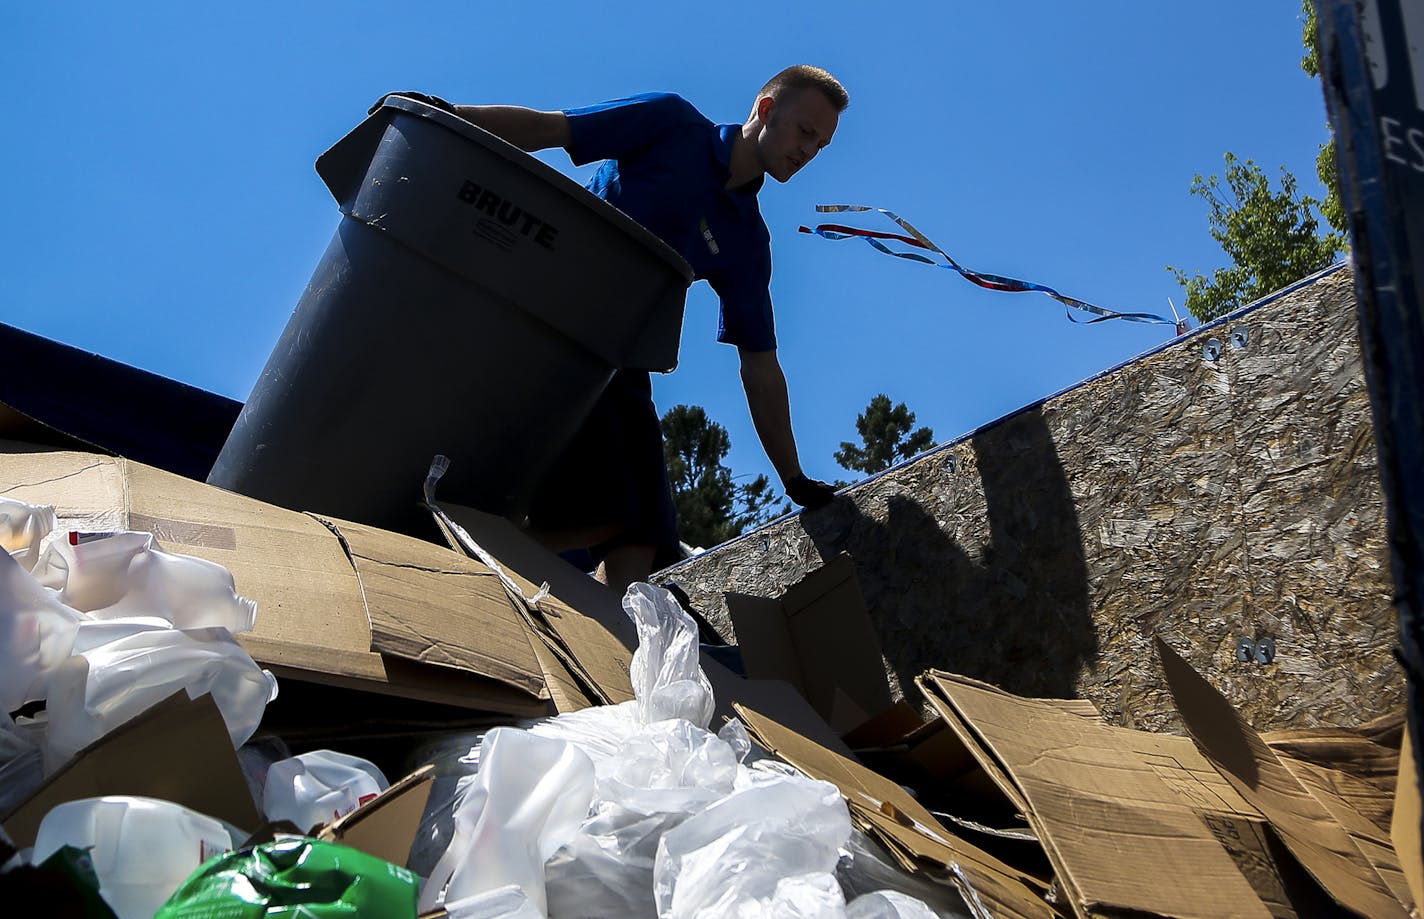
[1157,637,1412,919]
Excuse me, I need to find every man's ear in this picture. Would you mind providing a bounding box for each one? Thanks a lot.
[756,95,775,123]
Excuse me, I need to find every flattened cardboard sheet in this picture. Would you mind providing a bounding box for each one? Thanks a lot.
[1,692,259,849]
[920,670,1274,919]
[1158,638,1412,919]
[318,517,543,696]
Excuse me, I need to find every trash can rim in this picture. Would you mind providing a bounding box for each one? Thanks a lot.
[379,95,694,285]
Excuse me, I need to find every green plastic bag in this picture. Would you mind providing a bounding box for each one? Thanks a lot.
[154,837,418,918]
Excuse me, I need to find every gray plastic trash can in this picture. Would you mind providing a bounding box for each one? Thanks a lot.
[208,97,693,534]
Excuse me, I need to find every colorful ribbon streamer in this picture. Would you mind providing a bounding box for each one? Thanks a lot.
[799,205,1175,326]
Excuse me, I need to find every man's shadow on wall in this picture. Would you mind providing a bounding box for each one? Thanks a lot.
[801,406,1096,699]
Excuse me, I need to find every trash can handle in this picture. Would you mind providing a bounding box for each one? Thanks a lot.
[314,110,393,210]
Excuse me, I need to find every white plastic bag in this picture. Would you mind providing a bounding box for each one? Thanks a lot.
[654,770,851,918]
[422,727,596,915]
[32,795,238,919]
[262,749,390,833]
[543,718,744,918]
[32,531,256,632]
[443,885,544,919]
[43,625,278,770]
[838,829,971,919]
[0,549,83,711]
[846,890,944,919]
[624,583,714,729]
[0,497,56,572]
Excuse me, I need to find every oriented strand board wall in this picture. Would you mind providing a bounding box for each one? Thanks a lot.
[663,266,1403,732]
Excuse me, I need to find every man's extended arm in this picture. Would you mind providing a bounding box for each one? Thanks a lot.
[451,105,570,152]
[739,348,836,509]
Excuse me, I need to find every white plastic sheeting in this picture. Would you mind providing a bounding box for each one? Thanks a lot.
[417,582,947,919]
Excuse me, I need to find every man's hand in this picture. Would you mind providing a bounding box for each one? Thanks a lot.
[784,473,837,510]
[368,91,458,116]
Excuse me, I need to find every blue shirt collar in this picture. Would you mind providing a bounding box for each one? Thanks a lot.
[716,123,764,198]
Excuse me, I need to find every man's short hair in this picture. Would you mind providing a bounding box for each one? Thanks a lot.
[759,65,849,112]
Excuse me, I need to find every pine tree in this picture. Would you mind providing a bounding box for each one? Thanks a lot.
[834,394,936,475]
[661,404,787,549]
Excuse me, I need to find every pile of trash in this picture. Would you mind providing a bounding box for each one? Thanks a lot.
[0,496,957,918]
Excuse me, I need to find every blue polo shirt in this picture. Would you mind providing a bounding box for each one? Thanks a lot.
[563,93,777,352]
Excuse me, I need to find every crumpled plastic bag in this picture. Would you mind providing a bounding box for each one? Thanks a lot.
[0,496,56,572]
[846,890,945,919]
[155,836,419,919]
[653,766,852,918]
[0,548,84,711]
[626,583,714,729]
[421,728,596,915]
[838,829,971,918]
[32,530,257,632]
[542,717,748,918]
[442,885,544,919]
[43,625,278,770]
[412,581,920,919]
[528,584,750,917]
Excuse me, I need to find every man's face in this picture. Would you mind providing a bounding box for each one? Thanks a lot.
[756,87,839,183]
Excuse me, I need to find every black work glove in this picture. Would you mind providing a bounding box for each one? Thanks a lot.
[368,91,458,116]
[784,473,837,511]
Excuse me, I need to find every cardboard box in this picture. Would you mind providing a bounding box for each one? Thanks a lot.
[2,691,260,849]
[724,553,895,734]
[1,450,552,715]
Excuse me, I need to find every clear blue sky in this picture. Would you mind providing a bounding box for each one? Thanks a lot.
[3,2,1334,495]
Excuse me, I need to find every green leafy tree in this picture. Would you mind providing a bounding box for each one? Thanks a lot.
[1168,153,1343,323]
[661,404,787,549]
[1300,0,1346,235]
[834,394,936,475]
[1167,3,1346,324]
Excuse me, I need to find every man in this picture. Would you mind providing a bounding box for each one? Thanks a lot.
[383,66,845,592]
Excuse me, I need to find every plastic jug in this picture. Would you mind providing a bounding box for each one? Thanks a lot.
[32,796,238,919]
[0,496,56,571]
[32,530,257,632]
[261,749,390,832]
